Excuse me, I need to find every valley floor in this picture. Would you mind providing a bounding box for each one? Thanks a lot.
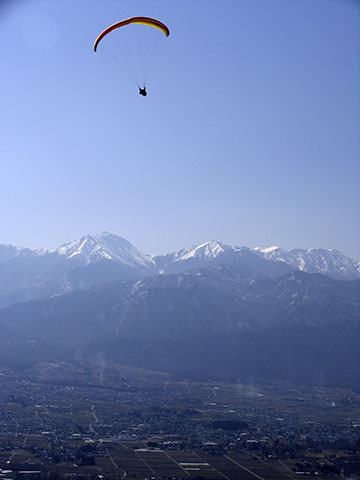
[0,362,359,479]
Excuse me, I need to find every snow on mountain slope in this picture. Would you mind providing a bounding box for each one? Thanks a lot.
[160,241,232,263]
[0,244,25,264]
[152,240,360,279]
[252,246,360,280]
[152,241,240,273]
[152,241,293,277]
[54,232,156,271]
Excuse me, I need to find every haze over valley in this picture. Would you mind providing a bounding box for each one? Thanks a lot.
[0,232,359,391]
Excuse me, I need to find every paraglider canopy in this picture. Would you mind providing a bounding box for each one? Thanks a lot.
[93,17,170,95]
[94,17,170,52]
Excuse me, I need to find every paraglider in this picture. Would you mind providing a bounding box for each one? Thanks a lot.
[139,87,147,96]
[94,17,170,96]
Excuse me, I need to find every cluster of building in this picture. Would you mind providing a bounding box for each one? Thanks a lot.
[0,365,359,478]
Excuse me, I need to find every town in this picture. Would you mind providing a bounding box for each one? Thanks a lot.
[0,362,359,479]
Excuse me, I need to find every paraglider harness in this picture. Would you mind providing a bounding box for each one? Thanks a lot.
[139,86,147,96]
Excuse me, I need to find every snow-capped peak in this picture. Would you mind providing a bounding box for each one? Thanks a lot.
[53,232,155,269]
[0,243,24,264]
[253,246,281,254]
[165,240,241,264]
[179,241,227,261]
[252,246,360,280]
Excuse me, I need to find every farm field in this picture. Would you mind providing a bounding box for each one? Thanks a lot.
[0,363,359,479]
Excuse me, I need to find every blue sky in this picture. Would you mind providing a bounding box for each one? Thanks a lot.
[1,0,359,258]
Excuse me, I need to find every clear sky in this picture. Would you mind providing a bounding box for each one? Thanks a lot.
[1,0,359,259]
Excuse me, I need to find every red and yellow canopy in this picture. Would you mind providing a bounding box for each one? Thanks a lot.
[94,17,170,52]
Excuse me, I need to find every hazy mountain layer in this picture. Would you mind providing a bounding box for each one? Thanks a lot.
[0,267,359,389]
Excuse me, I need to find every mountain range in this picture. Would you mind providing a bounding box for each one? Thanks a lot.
[0,232,359,308]
[0,232,359,389]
